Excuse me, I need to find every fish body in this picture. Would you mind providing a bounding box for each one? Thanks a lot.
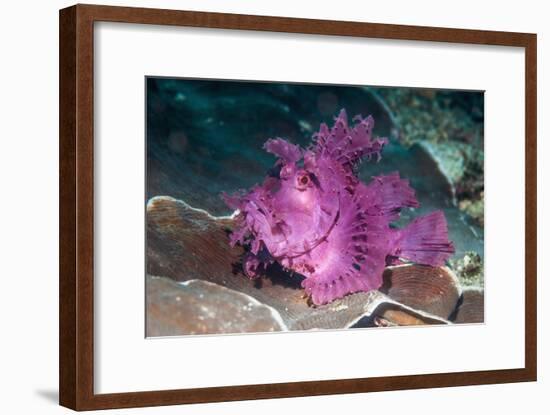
[223,109,454,305]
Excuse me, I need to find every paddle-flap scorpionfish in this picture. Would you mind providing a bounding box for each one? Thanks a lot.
[223,109,454,305]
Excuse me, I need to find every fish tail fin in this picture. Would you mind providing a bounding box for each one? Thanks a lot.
[394,211,454,266]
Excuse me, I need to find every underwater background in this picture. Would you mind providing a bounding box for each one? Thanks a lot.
[146,78,485,336]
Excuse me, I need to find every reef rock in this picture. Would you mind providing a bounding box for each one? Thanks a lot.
[147,196,480,334]
[452,287,484,324]
[146,275,287,336]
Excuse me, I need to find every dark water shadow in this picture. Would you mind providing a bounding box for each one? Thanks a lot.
[263,262,305,290]
[231,260,305,290]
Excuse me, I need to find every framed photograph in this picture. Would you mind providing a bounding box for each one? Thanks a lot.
[59,4,537,410]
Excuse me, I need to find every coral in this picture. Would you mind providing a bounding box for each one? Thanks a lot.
[448,251,484,288]
[369,87,484,225]
[223,110,454,305]
[147,197,480,333]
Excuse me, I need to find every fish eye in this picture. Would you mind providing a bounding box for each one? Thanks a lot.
[296,171,312,190]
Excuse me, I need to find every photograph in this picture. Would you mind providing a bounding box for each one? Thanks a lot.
[145,78,485,337]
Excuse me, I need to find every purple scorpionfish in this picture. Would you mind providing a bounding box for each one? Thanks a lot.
[223,109,455,305]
